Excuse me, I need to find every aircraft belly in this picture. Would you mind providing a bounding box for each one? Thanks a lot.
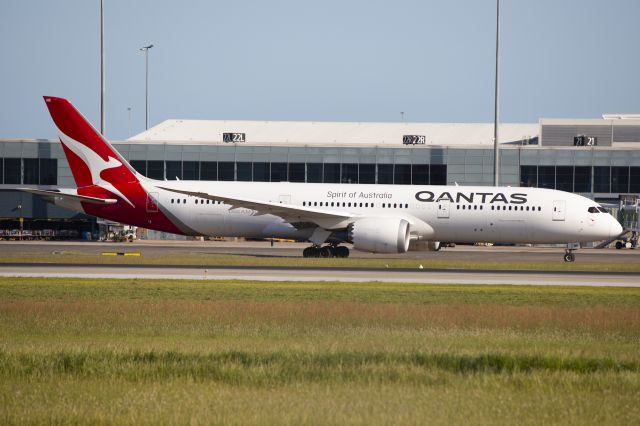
[193,213,226,236]
[492,219,530,243]
[222,213,271,237]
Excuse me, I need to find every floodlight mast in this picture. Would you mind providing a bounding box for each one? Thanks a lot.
[493,0,501,186]
[140,44,154,130]
[100,0,105,136]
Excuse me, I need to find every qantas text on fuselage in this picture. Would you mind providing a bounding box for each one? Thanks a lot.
[415,191,527,205]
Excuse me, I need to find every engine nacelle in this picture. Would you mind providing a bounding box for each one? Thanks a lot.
[408,241,442,251]
[349,218,410,253]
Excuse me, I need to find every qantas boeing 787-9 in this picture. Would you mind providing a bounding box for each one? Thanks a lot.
[20,97,623,262]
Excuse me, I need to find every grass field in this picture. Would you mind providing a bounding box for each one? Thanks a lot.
[1,278,639,424]
[2,250,640,272]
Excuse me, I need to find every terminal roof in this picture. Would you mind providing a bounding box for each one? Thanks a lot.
[128,120,538,147]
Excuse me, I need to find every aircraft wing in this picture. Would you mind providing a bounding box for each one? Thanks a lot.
[17,188,118,205]
[157,186,357,228]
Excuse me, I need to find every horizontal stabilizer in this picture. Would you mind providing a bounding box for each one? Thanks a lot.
[17,188,118,205]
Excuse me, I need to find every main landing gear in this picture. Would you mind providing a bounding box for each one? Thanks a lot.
[302,245,350,258]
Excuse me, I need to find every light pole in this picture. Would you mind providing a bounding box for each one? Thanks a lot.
[127,107,132,137]
[493,0,501,187]
[100,0,106,136]
[17,204,23,241]
[140,44,154,130]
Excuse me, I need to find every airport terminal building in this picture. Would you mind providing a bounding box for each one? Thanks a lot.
[1,115,639,239]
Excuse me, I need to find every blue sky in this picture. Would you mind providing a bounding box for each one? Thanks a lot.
[1,0,638,140]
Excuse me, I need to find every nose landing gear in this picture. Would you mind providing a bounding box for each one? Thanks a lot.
[563,250,575,262]
[302,245,350,258]
[563,243,580,262]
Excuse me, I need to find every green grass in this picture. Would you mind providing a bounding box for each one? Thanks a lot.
[1,277,639,307]
[2,250,640,272]
[1,278,639,424]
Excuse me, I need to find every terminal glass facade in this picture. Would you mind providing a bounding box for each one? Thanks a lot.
[119,144,448,185]
[2,139,640,222]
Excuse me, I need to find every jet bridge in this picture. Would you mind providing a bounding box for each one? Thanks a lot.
[614,194,639,249]
[593,194,638,249]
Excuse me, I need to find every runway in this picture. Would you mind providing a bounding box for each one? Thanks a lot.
[0,241,638,286]
[0,263,638,287]
[1,239,639,263]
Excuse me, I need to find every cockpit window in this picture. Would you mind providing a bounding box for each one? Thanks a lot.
[598,207,608,213]
[588,207,599,213]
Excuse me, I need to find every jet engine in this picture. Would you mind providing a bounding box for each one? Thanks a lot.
[408,241,442,251]
[348,218,410,253]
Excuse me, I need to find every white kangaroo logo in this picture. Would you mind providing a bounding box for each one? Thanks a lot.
[59,130,135,208]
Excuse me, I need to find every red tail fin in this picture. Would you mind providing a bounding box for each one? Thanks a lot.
[43,96,138,189]
[42,96,186,235]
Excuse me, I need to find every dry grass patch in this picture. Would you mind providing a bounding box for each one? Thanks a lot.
[2,299,639,333]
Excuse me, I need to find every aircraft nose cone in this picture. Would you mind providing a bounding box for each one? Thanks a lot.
[610,220,623,238]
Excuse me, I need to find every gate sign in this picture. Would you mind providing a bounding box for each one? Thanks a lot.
[403,135,426,145]
[223,133,246,143]
[574,135,597,147]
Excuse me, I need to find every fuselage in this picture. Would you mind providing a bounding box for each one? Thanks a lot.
[34,96,624,254]
[115,179,622,245]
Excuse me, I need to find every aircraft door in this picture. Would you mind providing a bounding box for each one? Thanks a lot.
[552,200,566,221]
[146,192,159,213]
[437,200,450,219]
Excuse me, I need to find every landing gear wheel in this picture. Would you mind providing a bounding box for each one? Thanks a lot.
[335,246,350,258]
[319,246,333,258]
[563,252,575,262]
[615,241,624,250]
[303,246,320,258]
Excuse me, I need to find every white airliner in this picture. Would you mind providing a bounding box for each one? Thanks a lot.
[21,96,623,262]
